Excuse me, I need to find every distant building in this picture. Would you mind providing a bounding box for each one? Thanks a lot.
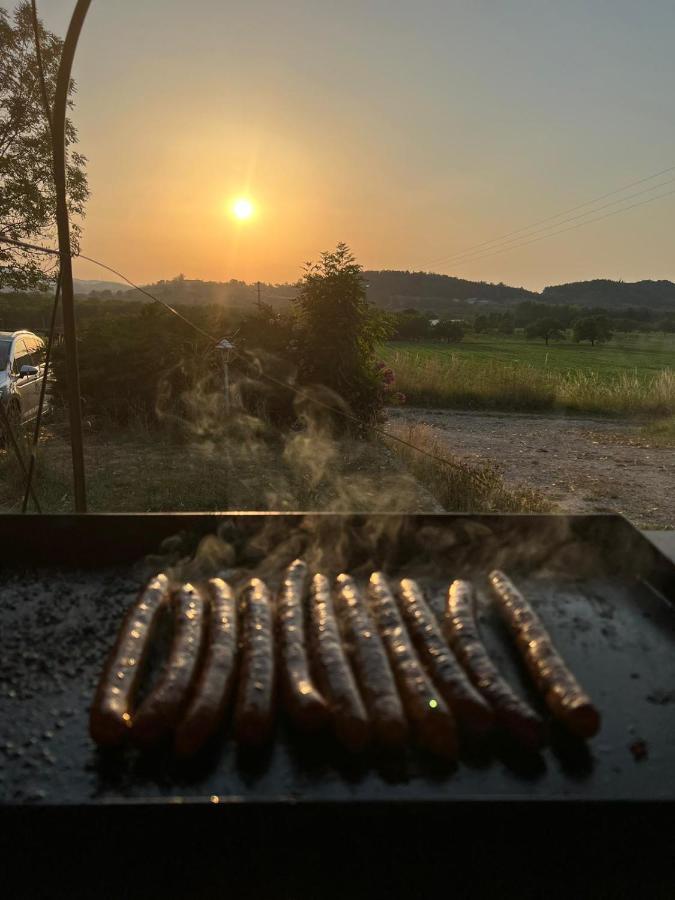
[466,297,491,306]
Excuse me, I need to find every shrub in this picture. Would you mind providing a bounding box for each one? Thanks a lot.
[50,305,221,427]
[292,243,394,426]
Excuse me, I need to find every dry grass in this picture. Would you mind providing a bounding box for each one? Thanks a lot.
[386,350,675,418]
[384,421,552,513]
[0,417,441,514]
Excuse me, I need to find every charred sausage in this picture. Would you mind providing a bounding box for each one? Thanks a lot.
[445,579,545,750]
[335,574,408,748]
[488,569,601,739]
[306,573,370,752]
[90,574,170,747]
[368,572,458,759]
[132,582,207,749]
[234,578,276,747]
[396,578,495,738]
[174,578,239,757]
[277,560,329,731]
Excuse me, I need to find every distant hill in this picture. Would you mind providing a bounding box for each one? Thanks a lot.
[541,279,675,310]
[69,271,675,312]
[363,271,675,312]
[73,278,128,294]
[104,275,295,308]
[363,270,537,311]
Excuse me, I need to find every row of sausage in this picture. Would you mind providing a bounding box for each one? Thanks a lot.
[90,564,601,760]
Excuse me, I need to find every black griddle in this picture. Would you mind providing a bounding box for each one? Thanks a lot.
[2,512,674,809]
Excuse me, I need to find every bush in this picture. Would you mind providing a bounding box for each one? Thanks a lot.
[50,304,222,428]
[292,243,394,426]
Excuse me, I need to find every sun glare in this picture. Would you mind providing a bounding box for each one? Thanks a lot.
[231,197,254,220]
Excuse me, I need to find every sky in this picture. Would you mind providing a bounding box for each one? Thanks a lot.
[11,0,675,290]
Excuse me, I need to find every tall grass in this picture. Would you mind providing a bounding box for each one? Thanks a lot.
[384,421,552,513]
[386,350,675,417]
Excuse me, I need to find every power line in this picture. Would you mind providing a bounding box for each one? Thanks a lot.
[427,185,675,270]
[429,175,675,270]
[422,162,675,271]
[1,237,215,341]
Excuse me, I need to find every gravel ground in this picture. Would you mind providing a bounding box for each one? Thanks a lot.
[388,408,675,529]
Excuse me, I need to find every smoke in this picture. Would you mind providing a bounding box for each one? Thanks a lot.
[141,506,660,609]
[141,345,658,594]
[150,344,438,516]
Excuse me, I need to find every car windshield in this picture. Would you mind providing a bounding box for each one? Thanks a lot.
[0,340,11,370]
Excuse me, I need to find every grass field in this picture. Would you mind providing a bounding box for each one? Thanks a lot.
[387,332,675,379]
[383,332,675,417]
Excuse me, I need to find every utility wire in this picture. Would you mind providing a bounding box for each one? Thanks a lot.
[426,185,675,270]
[423,161,675,270]
[428,176,675,270]
[0,236,494,486]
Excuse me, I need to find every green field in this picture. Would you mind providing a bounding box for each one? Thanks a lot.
[382,332,675,417]
[386,332,675,379]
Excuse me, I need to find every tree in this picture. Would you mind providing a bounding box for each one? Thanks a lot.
[496,311,515,334]
[573,315,613,346]
[525,317,565,345]
[0,3,88,289]
[292,243,393,424]
[393,310,430,340]
[238,300,295,356]
[474,314,490,333]
[435,319,464,343]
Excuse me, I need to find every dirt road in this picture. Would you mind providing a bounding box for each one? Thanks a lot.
[388,407,675,529]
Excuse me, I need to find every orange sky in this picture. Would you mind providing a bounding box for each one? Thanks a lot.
[25,1,675,290]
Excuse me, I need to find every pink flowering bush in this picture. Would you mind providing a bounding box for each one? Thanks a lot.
[375,360,405,405]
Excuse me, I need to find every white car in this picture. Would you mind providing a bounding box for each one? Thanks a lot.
[0,330,48,434]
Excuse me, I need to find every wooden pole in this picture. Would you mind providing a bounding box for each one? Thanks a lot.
[223,356,231,415]
[51,0,92,512]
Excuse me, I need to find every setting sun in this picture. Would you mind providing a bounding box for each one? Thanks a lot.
[231,197,254,221]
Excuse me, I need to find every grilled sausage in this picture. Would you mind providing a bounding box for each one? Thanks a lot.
[174,578,239,757]
[445,580,545,750]
[132,582,207,748]
[306,573,370,752]
[488,570,601,739]
[277,560,329,732]
[396,578,495,738]
[335,574,408,748]
[90,574,170,747]
[234,578,276,747]
[368,572,458,760]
